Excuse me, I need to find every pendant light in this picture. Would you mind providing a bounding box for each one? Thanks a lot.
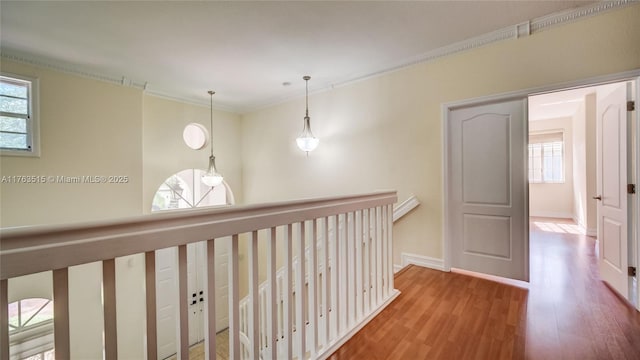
[201,90,224,187]
[296,75,319,154]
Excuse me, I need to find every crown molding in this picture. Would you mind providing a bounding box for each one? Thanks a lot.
[143,88,240,114]
[242,0,635,113]
[2,0,634,114]
[0,50,148,90]
[328,0,635,90]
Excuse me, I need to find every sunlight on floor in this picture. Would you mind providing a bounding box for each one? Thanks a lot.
[532,220,584,235]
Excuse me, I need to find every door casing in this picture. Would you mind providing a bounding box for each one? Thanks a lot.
[442,69,640,309]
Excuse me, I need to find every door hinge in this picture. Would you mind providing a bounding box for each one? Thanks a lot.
[628,184,636,194]
[628,100,635,111]
[629,266,637,277]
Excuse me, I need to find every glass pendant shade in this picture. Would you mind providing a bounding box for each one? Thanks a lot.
[201,155,223,187]
[296,75,319,154]
[296,116,319,152]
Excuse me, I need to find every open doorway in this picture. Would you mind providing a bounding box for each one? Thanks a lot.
[528,81,637,305]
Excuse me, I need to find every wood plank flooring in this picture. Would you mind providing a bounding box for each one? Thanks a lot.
[329,218,640,359]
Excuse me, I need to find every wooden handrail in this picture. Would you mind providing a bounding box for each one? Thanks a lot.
[1,191,396,280]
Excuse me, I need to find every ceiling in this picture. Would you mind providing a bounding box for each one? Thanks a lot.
[529,82,621,121]
[1,1,599,112]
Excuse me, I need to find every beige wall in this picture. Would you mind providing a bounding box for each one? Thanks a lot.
[529,117,574,218]
[241,5,640,266]
[0,60,144,227]
[0,60,146,359]
[142,94,243,212]
[0,63,245,359]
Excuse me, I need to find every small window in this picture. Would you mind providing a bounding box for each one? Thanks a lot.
[528,131,564,183]
[1,73,39,157]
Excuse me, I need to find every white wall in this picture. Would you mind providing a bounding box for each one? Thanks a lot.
[572,92,598,234]
[529,117,574,218]
[241,5,640,266]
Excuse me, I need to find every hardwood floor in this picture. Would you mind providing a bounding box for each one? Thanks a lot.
[329,218,640,359]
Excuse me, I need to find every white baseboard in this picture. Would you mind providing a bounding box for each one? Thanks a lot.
[451,268,529,289]
[530,211,573,219]
[393,264,403,273]
[401,252,445,271]
[571,215,597,237]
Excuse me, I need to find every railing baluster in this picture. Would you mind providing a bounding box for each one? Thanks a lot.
[284,224,293,359]
[204,239,216,360]
[347,212,355,327]
[53,268,70,359]
[177,245,188,360]
[355,210,363,321]
[370,208,377,308]
[376,207,383,305]
[363,208,370,315]
[268,227,277,360]
[229,234,240,360]
[387,205,394,296]
[309,219,319,357]
[103,259,118,360]
[330,215,339,339]
[296,222,306,359]
[144,252,157,360]
[322,217,330,347]
[381,206,388,297]
[249,231,260,359]
[339,213,347,334]
[1,279,9,360]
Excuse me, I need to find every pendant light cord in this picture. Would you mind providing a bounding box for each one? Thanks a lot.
[303,75,310,118]
[305,79,309,117]
[208,90,215,157]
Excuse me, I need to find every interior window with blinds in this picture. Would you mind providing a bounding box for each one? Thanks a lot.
[528,131,564,183]
[1,74,37,155]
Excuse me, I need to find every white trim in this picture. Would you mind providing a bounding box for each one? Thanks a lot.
[635,76,640,311]
[570,215,598,237]
[1,1,633,113]
[316,290,400,360]
[392,195,420,223]
[451,268,529,289]
[401,252,445,272]
[393,264,403,274]
[529,211,573,219]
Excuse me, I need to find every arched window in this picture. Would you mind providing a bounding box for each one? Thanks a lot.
[152,169,234,212]
[8,298,55,359]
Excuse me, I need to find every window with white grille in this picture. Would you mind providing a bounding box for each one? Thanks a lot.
[1,73,39,156]
[528,131,564,183]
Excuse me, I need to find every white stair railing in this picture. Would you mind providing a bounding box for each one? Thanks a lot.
[0,191,398,360]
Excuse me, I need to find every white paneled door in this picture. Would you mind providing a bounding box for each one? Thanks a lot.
[156,238,230,359]
[448,98,529,281]
[596,82,631,300]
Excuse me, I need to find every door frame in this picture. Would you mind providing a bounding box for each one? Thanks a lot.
[442,69,640,309]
